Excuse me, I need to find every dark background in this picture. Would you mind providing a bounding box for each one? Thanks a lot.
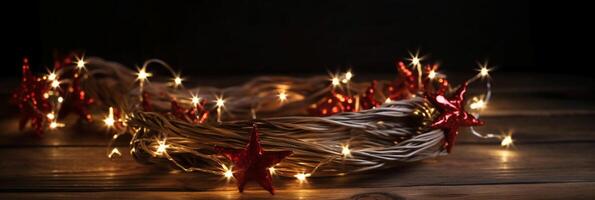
[4,0,592,77]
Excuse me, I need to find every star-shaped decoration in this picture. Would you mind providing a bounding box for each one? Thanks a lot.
[430,82,484,153]
[11,57,52,135]
[215,124,293,195]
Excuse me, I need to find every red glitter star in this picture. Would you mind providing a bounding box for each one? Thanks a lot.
[430,82,484,153]
[11,57,52,135]
[216,124,292,195]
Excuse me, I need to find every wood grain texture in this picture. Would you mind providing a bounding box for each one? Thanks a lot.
[1,73,593,199]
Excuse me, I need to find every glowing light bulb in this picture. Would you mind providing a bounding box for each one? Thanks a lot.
[215,97,225,108]
[278,90,288,102]
[172,75,183,88]
[57,96,64,103]
[269,167,276,175]
[470,98,487,110]
[294,172,311,183]
[385,98,392,103]
[103,107,115,128]
[46,112,55,120]
[47,71,57,81]
[501,135,514,148]
[191,95,201,106]
[136,66,152,82]
[222,165,234,180]
[155,139,169,156]
[49,121,64,129]
[428,70,437,79]
[108,148,122,158]
[477,61,492,78]
[342,70,353,83]
[407,50,424,67]
[341,144,351,157]
[51,80,60,88]
[76,56,86,70]
[331,77,340,87]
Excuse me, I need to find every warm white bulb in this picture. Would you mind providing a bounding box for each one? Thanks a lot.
[103,107,115,128]
[278,91,288,102]
[155,140,169,156]
[501,135,514,147]
[191,95,201,106]
[341,145,351,157]
[222,165,234,179]
[216,98,225,108]
[47,72,57,81]
[76,57,86,69]
[268,167,276,175]
[294,172,311,183]
[51,80,60,88]
[108,148,122,158]
[470,98,486,110]
[428,70,437,79]
[46,113,55,120]
[173,76,183,87]
[331,77,340,86]
[480,67,490,77]
[49,121,64,129]
[136,66,152,81]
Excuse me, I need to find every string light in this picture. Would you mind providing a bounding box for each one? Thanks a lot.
[341,144,351,157]
[294,172,311,183]
[103,107,115,128]
[155,139,169,156]
[57,96,64,103]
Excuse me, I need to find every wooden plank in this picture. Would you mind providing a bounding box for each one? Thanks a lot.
[0,143,593,191]
[1,182,594,199]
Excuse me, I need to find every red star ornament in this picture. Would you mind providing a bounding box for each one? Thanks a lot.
[430,82,484,153]
[215,124,292,195]
[11,57,52,135]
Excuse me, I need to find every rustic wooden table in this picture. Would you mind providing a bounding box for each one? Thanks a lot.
[1,73,594,199]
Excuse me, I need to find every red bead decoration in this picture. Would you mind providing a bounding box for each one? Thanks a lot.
[309,91,357,116]
[215,124,292,195]
[360,81,380,110]
[430,82,484,153]
[59,71,94,122]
